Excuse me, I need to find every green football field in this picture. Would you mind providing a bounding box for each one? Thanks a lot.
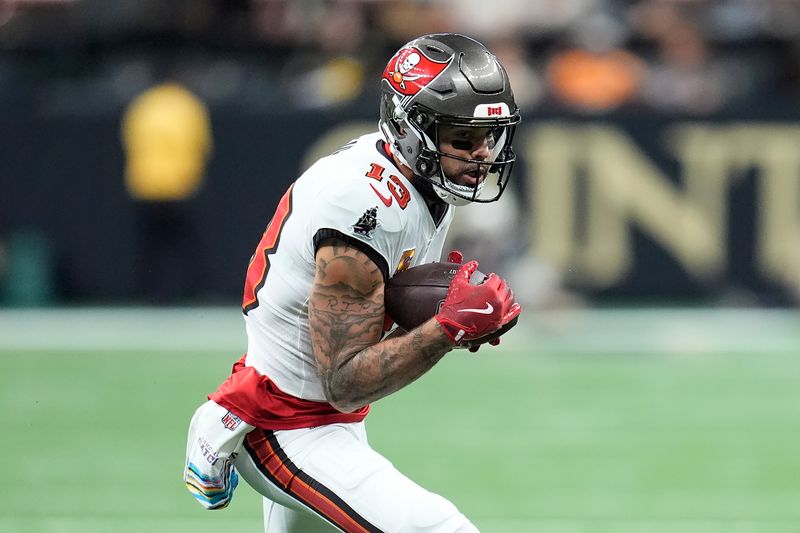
[1,307,798,533]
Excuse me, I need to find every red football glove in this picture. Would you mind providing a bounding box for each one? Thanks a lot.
[435,261,521,346]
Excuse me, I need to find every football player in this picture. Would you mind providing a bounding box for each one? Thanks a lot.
[184,33,521,532]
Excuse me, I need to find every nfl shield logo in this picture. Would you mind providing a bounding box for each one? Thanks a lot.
[221,411,242,431]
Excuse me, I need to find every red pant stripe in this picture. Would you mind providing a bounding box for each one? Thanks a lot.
[244,429,382,533]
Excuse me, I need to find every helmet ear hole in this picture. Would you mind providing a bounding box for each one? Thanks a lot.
[411,111,429,128]
[416,153,438,177]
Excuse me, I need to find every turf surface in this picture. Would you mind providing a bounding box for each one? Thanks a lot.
[1,308,798,532]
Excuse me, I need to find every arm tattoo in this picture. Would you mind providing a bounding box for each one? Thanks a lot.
[309,240,452,412]
[312,251,384,359]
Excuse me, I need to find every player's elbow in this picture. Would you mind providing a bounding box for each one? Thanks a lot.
[319,355,371,413]
[321,377,367,413]
[330,400,364,414]
[325,389,367,414]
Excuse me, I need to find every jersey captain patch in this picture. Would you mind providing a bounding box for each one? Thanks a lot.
[352,206,379,239]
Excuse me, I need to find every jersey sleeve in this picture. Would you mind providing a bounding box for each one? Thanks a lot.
[309,178,405,282]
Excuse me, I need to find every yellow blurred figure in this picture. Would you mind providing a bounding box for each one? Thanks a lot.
[122,82,212,201]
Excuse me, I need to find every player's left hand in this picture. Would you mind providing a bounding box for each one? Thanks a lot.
[439,252,521,351]
[435,260,521,346]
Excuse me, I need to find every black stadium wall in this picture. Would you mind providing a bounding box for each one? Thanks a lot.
[2,109,799,306]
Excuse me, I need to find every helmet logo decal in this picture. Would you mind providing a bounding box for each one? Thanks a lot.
[384,47,451,96]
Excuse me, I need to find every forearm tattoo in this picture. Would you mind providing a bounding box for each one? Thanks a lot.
[309,240,451,412]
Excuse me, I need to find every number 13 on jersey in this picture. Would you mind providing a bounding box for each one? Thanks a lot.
[242,185,294,314]
[366,163,411,209]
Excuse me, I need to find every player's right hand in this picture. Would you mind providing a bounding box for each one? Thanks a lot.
[434,260,521,346]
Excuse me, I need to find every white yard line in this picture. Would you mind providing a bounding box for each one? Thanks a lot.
[0,307,246,351]
[0,307,797,354]
[503,307,800,355]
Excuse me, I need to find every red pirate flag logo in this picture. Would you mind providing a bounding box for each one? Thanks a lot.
[383,47,452,96]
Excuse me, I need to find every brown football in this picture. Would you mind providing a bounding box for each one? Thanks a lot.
[384,261,518,349]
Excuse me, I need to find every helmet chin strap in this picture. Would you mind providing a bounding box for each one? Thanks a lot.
[431,178,484,206]
[428,150,487,206]
[433,186,470,207]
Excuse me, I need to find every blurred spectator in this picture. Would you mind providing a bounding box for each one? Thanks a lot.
[545,11,645,113]
[438,0,593,41]
[281,1,368,109]
[631,1,737,115]
[121,81,212,303]
[757,0,800,42]
[372,0,455,45]
[282,54,365,109]
[487,35,545,111]
[252,1,371,109]
[3,0,800,115]
[0,0,80,47]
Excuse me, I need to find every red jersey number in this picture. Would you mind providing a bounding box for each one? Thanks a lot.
[364,164,410,209]
[242,185,293,314]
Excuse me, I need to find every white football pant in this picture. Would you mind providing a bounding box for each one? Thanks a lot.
[185,400,478,532]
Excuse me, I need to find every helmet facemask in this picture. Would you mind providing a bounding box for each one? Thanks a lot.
[422,113,519,206]
[383,100,520,206]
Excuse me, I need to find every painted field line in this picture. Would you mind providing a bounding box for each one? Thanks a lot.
[0,307,797,354]
[0,307,246,352]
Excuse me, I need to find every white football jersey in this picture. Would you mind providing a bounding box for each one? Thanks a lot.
[241,132,454,401]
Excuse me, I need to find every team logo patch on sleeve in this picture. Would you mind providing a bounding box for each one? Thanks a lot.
[221,411,243,431]
[352,206,379,239]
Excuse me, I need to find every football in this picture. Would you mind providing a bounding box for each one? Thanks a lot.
[384,261,518,348]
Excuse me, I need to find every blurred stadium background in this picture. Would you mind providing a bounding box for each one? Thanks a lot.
[1,1,799,532]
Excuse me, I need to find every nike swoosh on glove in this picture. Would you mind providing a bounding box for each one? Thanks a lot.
[435,260,521,346]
